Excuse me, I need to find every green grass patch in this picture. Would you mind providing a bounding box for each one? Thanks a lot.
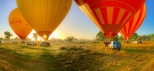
[123,48,140,53]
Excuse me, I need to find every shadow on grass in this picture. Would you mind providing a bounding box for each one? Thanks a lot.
[0,45,106,71]
[39,46,105,71]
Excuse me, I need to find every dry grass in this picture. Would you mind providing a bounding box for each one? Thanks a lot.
[0,41,154,71]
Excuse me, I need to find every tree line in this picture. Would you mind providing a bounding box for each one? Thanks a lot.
[1,31,154,42]
[1,31,78,42]
[96,31,154,41]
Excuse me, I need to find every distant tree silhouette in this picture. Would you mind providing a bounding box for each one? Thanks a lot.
[147,34,154,40]
[112,35,119,41]
[96,31,106,41]
[119,35,124,41]
[137,35,147,40]
[4,31,13,41]
[130,33,138,40]
[25,37,31,42]
[96,31,119,41]
[0,37,3,40]
[33,33,38,41]
[14,37,19,40]
[66,36,75,42]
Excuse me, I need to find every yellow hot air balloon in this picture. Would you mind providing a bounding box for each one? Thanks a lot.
[9,8,32,40]
[16,0,72,40]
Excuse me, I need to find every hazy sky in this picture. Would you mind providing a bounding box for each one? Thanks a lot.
[0,0,154,40]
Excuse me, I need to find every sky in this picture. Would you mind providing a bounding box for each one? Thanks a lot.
[0,0,154,40]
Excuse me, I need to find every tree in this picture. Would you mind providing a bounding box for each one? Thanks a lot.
[146,34,151,40]
[74,38,78,41]
[137,35,142,40]
[148,34,154,40]
[96,31,120,41]
[151,34,154,40]
[141,35,147,40]
[13,37,20,41]
[0,37,3,40]
[25,37,31,42]
[112,35,119,41]
[33,33,38,41]
[14,37,19,40]
[119,35,124,41]
[96,31,106,41]
[137,35,147,41]
[66,36,75,42]
[4,31,13,41]
[130,33,138,40]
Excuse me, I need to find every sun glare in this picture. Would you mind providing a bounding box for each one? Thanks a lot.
[50,31,59,39]
[27,29,66,40]
[49,30,65,39]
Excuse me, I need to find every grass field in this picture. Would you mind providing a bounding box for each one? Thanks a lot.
[0,41,154,71]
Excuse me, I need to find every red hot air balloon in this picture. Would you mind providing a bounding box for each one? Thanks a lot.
[120,4,146,40]
[75,0,146,38]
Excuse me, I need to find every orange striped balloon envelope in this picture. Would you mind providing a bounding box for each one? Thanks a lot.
[120,4,146,40]
[74,0,146,38]
[16,0,72,40]
[9,8,32,40]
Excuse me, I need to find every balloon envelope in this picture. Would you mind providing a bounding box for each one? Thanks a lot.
[75,0,146,38]
[16,0,72,40]
[120,4,146,40]
[9,8,32,40]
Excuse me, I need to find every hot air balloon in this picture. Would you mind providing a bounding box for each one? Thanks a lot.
[16,0,72,40]
[120,4,146,40]
[74,0,146,38]
[9,8,32,40]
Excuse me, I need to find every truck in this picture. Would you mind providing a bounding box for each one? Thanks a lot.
[108,41,121,51]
